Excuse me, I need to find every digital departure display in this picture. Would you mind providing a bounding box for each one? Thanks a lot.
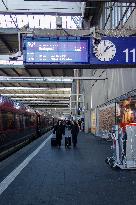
[23,37,90,65]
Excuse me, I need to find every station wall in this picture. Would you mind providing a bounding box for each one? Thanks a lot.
[92,69,136,108]
[81,68,136,133]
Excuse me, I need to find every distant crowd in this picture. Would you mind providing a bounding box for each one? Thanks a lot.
[53,119,84,148]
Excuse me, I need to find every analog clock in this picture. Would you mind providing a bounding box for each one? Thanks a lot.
[94,40,116,62]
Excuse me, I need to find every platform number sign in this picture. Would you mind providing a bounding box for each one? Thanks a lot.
[90,37,136,66]
[123,48,135,63]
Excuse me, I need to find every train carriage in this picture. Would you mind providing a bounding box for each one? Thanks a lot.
[0,95,54,158]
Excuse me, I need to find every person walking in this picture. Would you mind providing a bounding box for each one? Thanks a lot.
[71,121,79,148]
[53,120,65,148]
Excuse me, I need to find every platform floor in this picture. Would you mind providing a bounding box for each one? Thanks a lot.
[0,130,136,205]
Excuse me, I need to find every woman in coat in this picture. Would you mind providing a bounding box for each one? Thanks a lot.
[71,121,79,147]
[53,120,65,148]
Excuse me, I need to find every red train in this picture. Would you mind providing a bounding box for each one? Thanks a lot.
[0,95,55,158]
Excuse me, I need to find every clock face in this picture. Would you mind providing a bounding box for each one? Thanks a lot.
[95,40,116,62]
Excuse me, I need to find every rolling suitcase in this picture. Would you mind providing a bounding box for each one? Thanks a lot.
[51,137,57,147]
[65,136,71,148]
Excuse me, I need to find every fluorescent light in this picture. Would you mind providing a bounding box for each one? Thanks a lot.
[2,94,70,97]
[22,101,69,103]
[11,98,69,101]
[0,87,71,91]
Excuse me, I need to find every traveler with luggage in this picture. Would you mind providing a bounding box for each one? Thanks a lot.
[53,120,65,148]
[71,121,79,148]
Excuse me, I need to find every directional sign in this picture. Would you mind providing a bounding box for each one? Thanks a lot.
[90,37,136,66]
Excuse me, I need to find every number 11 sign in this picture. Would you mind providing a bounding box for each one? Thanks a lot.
[123,48,135,63]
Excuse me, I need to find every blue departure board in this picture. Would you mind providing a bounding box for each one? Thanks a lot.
[23,37,90,65]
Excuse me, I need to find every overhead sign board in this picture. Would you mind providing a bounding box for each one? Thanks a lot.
[23,36,136,67]
[23,37,90,65]
[90,37,136,66]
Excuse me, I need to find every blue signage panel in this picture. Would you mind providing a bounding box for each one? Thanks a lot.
[23,37,90,65]
[23,36,136,67]
[90,37,136,65]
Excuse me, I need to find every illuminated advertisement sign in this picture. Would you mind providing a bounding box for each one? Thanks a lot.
[23,37,90,65]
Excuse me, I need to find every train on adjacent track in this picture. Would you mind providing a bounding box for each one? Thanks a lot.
[0,95,55,159]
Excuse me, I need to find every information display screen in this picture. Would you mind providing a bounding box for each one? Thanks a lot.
[23,37,90,65]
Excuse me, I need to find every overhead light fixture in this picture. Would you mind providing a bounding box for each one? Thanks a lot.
[22,101,69,104]
[2,94,70,97]
[0,87,71,91]
[0,77,73,83]
[11,98,69,101]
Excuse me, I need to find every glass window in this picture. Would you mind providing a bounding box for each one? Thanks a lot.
[33,15,40,28]
[117,3,121,25]
[1,111,15,130]
[0,111,3,131]
[114,4,118,28]
[27,15,35,28]
[62,16,67,28]
[39,15,45,29]
[5,15,13,28]
[122,3,127,16]
[31,115,36,126]
[67,16,75,29]
[15,114,20,129]
[23,115,26,128]
[51,16,56,29]
[25,115,30,127]
[19,115,24,129]
[44,15,51,28]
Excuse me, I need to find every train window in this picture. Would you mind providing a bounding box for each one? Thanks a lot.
[7,112,15,129]
[25,115,30,127]
[1,111,8,130]
[19,115,24,129]
[0,111,3,130]
[15,114,20,129]
[1,111,15,130]
[23,115,26,128]
[31,115,36,126]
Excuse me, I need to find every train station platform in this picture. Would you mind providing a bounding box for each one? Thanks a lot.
[0,130,136,205]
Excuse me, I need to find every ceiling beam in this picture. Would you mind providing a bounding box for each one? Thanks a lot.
[0,68,17,87]
[0,35,13,52]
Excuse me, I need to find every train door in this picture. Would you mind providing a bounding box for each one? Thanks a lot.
[36,114,41,137]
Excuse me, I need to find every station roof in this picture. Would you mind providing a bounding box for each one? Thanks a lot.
[0,0,103,117]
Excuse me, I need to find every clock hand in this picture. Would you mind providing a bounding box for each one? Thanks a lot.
[103,45,114,53]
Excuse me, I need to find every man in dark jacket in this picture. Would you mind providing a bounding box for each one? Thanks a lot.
[71,121,79,147]
[53,120,65,148]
